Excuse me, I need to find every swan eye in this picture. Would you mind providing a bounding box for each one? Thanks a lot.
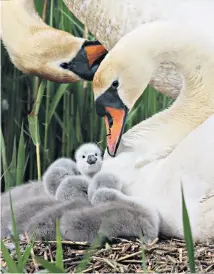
[82,155,85,159]
[111,80,119,89]
[95,153,97,156]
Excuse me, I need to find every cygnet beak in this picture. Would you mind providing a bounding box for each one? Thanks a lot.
[87,155,97,165]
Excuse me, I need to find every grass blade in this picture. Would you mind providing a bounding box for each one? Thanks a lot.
[35,256,65,273]
[16,123,25,185]
[9,137,17,187]
[181,184,196,273]
[9,192,22,272]
[20,235,35,270]
[47,83,69,124]
[0,240,19,273]
[0,128,12,190]
[28,113,40,146]
[55,218,64,272]
[28,79,46,145]
[28,80,46,180]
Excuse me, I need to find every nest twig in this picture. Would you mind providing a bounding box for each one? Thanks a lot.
[1,236,214,273]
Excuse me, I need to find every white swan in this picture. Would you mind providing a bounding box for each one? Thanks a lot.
[1,0,107,82]
[92,21,214,243]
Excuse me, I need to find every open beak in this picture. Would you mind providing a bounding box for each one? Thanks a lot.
[95,88,129,157]
[61,40,107,81]
[104,107,128,156]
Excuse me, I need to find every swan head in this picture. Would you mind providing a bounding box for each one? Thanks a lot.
[93,42,155,157]
[32,36,108,83]
[75,143,103,177]
[57,39,108,82]
[1,0,107,82]
[3,28,107,83]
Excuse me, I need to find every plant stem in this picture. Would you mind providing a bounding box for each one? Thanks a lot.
[36,144,41,181]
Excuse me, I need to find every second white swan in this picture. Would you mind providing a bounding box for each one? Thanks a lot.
[92,21,214,243]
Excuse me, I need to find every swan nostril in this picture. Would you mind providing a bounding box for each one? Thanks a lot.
[60,62,69,69]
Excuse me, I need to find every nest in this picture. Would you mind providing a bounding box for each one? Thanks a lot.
[1,236,214,273]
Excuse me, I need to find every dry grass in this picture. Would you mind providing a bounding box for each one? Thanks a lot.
[1,236,213,273]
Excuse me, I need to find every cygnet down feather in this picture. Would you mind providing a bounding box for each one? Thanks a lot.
[60,201,159,244]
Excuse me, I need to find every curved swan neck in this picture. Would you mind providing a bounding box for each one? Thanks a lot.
[1,0,47,52]
[120,21,214,149]
[125,22,214,98]
[63,0,125,50]
[1,0,47,28]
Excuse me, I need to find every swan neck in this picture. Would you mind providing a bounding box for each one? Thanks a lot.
[1,0,47,30]
[134,22,212,97]
[1,0,48,56]
[63,0,127,50]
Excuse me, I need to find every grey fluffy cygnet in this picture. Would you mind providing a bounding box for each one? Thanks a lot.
[25,198,91,241]
[88,171,123,202]
[60,200,159,245]
[48,157,79,175]
[1,181,46,214]
[55,175,90,202]
[92,187,160,243]
[1,175,91,240]
[43,158,79,197]
[25,174,92,240]
[1,157,79,211]
[1,158,92,240]
[59,171,160,244]
[1,196,58,239]
[75,143,102,177]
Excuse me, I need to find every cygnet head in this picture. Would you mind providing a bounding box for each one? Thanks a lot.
[43,166,69,196]
[75,143,102,177]
[55,175,90,202]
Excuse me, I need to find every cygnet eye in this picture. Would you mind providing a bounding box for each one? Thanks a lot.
[111,80,119,89]
[95,153,97,156]
[82,155,85,159]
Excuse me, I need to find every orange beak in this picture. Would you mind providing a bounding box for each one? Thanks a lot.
[85,44,107,66]
[61,40,107,81]
[104,107,128,157]
[95,84,128,157]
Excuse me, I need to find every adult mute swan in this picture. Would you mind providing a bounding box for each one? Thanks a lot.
[92,22,214,242]
[1,0,107,82]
